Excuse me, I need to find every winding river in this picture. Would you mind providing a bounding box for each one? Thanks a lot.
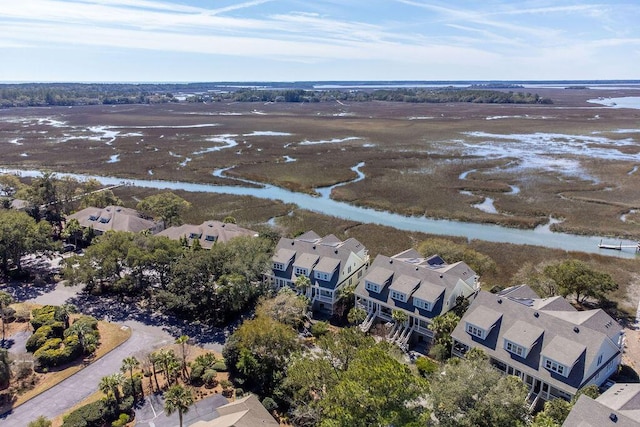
[1,166,637,259]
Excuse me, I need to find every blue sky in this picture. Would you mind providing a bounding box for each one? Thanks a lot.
[1,0,639,82]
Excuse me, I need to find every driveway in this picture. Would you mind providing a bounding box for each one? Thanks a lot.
[135,393,228,427]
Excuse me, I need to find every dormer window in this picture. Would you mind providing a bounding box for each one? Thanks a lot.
[466,323,486,339]
[99,217,110,223]
[204,235,216,242]
[88,215,98,221]
[365,281,380,293]
[273,262,285,271]
[390,290,406,302]
[543,357,567,376]
[314,271,330,281]
[504,339,526,357]
[189,233,201,239]
[294,267,307,276]
[413,298,431,311]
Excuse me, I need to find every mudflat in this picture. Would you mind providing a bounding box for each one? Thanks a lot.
[1,87,639,238]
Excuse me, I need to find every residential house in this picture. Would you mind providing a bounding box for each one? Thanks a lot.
[157,220,258,249]
[451,285,624,405]
[66,205,164,235]
[354,248,479,351]
[563,383,640,426]
[266,231,369,316]
[189,394,279,427]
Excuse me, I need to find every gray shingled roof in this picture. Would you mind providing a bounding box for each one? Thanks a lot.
[67,205,161,234]
[452,290,623,395]
[157,220,257,248]
[563,394,640,427]
[365,266,394,286]
[541,336,587,368]
[502,320,544,350]
[293,253,320,271]
[273,248,296,264]
[464,305,503,331]
[314,257,340,274]
[389,274,421,295]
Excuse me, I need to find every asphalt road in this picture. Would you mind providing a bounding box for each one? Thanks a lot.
[1,319,174,426]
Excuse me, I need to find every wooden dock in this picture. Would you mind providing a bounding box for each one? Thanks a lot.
[598,240,640,252]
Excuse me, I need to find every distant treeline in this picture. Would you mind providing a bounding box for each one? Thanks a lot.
[205,88,551,104]
[0,82,552,107]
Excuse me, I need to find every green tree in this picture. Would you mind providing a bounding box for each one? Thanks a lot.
[0,291,14,344]
[417,238,496,275]
[121,356,140,399]
[61,218,83,247]
[0,210,54,274]
[175,335,190,380]
[164,384,194,427]
[318,344,428,427]
[534,398,571,426]
[347,307,367,325]
[392,309,408,325]
[224,315,300,395]
[136,192,191,227]
[99,373,124,404]
[544,259,618,304]
[294,274,311,295]
[429,356,530,427]
[0,348,11,389]
[428,312,460,354]
[256,288,308,328]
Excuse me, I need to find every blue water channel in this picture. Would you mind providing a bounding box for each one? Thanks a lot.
[2,166,637,259]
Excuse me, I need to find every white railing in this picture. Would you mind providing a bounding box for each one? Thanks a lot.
[314,294,333,304]
[360,312,376,333]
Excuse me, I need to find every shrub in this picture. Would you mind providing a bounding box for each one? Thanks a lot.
[235,388,244,397]
[429,343,450,362]
[262,397,278,412]
[2,307,16,323]
[118,395,134,413]
[122,377,142,399]
[310,321,330,338]
[33,334,83,369]
[193,353,217,369]
[26,326,54,353]
[190,364,205,384]
[62,399,117,427]
[203,369,218,388]
[30,306,57,330]
[212,360,227,372]
[111,413,130,427]
[28,416,52,427]
[415,357,439,377]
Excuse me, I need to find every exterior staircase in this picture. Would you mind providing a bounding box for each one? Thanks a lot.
[359,311,376,333]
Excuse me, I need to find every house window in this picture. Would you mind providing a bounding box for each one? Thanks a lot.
[358,270,363,278]
[273,262,285,271]
[413,298,431,311]
[505,340,525,357]
[189,233,200,239]
[294,267,307,276]
[99,217,110,223]
[348,265,352,274]
[390,290,406,302]
[466,323,485,339]
[88,215,98,221]
[314,271,330,281]
[543,358,566,376]
[365,281,380,293]
[204,235,216,242]
[597,354,603,366]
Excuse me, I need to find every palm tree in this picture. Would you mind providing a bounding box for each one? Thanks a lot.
[55,303,77,329]
[175,335,190,380]
[99,373,123,404]
[149,352,161,392]
[164,384,194,427]
[121,356,140,399]
[67,320,92,354]
[156,349,179,387]
[0,291,13,344]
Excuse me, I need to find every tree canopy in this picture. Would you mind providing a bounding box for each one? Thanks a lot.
[136,192,191,227]
[544,259,618,304]
[417,238,496,275]
[0,209,55,274]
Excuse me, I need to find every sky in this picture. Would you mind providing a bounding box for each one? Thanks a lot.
[1,0,639,82]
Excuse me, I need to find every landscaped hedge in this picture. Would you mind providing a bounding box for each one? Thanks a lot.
[33,335,82,368]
